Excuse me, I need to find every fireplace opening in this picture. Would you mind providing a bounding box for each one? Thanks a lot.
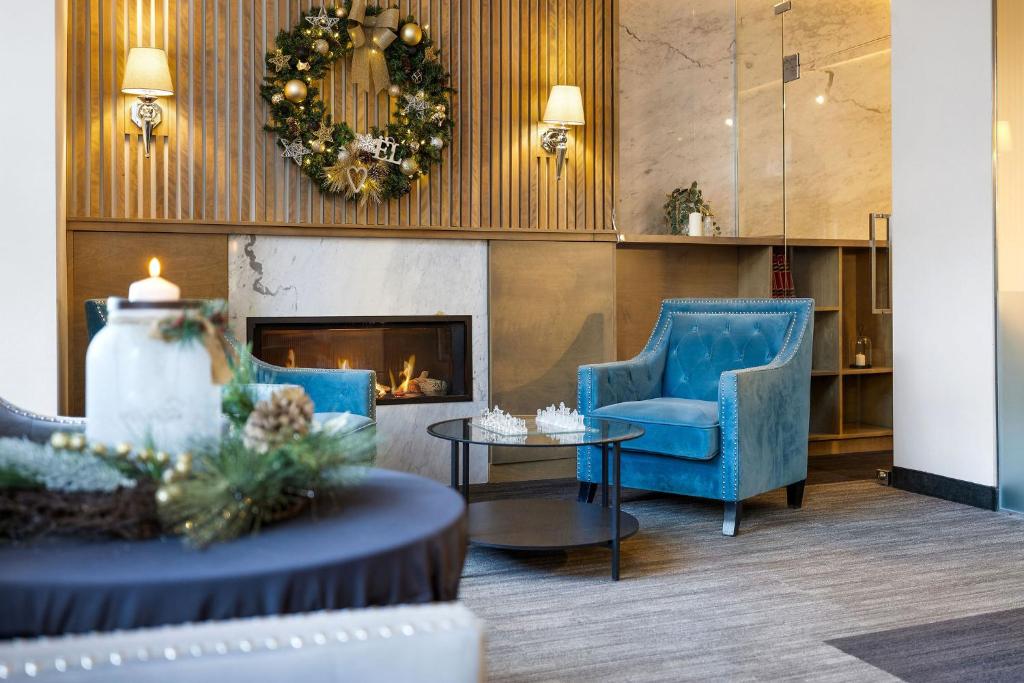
[247,316,472,405]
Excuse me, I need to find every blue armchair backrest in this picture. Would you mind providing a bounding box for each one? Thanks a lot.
[638,299,814,403]
[662,312,795,401]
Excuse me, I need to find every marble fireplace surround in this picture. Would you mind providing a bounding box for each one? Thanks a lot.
[228,235,489,484]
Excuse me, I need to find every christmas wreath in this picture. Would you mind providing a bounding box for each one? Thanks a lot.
[261,1,454,205]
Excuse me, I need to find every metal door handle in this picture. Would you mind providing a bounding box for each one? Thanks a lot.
[870,213,892,314]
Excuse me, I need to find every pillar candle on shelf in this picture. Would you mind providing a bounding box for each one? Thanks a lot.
[128,258,180,302]
[688,212,703,236]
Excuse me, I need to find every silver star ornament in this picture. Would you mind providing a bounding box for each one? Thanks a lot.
[306,6,341,30]
[281,138,312,165]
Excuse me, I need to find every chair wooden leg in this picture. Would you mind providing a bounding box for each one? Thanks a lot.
[577,482,597,503]
[787,479,806,509]
[723,501,742,536]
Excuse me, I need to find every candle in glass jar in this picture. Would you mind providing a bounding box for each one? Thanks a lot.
[128,258,181,302]
[855,353,867,367]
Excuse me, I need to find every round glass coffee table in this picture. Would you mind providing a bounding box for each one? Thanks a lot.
[427,415,645,580]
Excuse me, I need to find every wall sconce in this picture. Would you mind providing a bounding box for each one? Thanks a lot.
[121,47,174,158]
[540,85,585,180]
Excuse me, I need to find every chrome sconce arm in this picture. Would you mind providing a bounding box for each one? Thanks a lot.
[540,126,570,180]
[130,96,163,158]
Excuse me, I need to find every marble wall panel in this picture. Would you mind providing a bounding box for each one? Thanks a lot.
[228,236,489,484]
[617,0,737,235]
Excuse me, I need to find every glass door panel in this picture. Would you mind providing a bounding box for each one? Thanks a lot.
[735,0,785,238]
[782,1,892,240]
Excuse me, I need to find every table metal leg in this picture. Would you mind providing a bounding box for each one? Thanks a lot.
[450,441,459,491]
[612,441,621,581]
[461,443,470,503]
[601,443,609,508]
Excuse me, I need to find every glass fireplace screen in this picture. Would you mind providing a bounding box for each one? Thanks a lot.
[247,316,471,405]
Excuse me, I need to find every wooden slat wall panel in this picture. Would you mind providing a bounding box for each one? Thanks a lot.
[67,0,615,231]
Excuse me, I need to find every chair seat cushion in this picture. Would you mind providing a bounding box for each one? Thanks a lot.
[592,397,720,461]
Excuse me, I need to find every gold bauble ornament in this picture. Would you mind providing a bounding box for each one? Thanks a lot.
[49,432,69,450]
[313,38,330,55]
[271,92,284,105]
[400,157,420,176]
[284,79,308,103]
[115,442,133,458]
[388,84,402,97]
[400,22,423,46]
[309,140,325,154]
[67,433,87,451]
[90,442,108,456]
[335,5,347,17]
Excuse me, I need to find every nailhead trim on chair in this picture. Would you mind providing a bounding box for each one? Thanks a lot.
[0,606,474,680]
[0,398,84,428]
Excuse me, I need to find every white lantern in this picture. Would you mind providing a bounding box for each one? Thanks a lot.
[85,298,221,454]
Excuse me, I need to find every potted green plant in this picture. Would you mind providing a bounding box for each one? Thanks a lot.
[664,181,719,236]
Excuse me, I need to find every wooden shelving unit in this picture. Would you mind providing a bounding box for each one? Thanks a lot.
[793,245,893,455]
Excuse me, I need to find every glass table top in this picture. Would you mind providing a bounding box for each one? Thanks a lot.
[426,415,645,448]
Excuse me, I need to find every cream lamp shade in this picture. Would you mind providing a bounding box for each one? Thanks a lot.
[121,47,174,97]
[542,85,584,126]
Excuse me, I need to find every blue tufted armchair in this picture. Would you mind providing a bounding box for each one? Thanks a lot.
[84,299,376,420]
[577,298,814,535]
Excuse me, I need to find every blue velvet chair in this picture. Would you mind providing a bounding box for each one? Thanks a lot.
[84,299,376,420]
[577,298,814,535]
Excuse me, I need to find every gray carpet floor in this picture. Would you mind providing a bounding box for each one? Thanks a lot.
[458,480,1024,682]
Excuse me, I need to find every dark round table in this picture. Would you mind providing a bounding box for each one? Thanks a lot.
[427,415,644,580]
[0,469,466,639]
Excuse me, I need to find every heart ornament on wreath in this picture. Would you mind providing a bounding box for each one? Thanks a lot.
[261,2,454,206]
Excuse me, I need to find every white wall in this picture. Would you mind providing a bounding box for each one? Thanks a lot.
[892,0,998,485]
[0,2,60,413]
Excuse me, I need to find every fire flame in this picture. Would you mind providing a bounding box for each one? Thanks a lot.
[285,348,296,368]
[336,358,351,370]
[396,355,416,393]
[148,257,161,278]
[375,355,420,398]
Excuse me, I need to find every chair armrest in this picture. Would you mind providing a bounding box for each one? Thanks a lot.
[718,340,812,501]
[0,397,85,444]
[252,359,377,420]
[578,350,666,414]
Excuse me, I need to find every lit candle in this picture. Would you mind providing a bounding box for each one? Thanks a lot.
[128,257,181,302]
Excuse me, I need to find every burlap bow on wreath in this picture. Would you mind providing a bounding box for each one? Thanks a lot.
[347,0,399,94]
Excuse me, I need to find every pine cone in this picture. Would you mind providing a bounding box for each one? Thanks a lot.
[243,387,314,453]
